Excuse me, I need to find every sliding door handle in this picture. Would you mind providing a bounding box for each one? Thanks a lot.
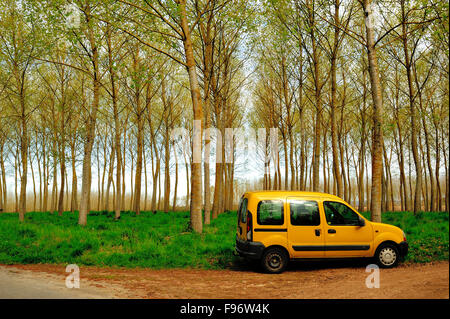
[328,229,336,234]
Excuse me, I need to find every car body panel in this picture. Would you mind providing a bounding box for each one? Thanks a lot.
[235,191,408,264]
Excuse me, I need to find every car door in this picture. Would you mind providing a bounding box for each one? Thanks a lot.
[322,201,373,257]
[287,198,325,258]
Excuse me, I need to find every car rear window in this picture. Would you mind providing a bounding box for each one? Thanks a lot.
[239,198,248,223]
[257,200,284,225]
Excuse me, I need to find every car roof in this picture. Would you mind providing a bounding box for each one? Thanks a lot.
[244,190,343,201]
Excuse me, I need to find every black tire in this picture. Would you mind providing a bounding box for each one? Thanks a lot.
[374,243,400,268]
[260,247,288,274]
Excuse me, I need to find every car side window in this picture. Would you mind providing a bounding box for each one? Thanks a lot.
[240,198,248,223]
[290,200,320,226]
[257,200,284,225]
[323,201,360,226]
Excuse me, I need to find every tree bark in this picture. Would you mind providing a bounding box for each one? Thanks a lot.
[179,0,203,233]
[78,5,100,225]
[362,0,384,222]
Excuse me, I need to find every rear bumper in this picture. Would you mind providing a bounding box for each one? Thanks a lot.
[398,241,408,258]
[235,236,265,260]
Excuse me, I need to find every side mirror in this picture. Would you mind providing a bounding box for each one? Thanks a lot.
[358,216,366,227]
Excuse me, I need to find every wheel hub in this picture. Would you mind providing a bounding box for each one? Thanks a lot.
[268,254,281,268]
[380,247,397,266]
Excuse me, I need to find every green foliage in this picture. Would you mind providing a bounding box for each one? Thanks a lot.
[361,211,449,263]
[0,210,447,269]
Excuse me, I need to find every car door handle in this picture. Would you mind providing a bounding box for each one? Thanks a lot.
[328,229,336,234]
[315,229,321,236]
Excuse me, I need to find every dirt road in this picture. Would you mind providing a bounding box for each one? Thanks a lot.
[0,265,117,298]
[1,261,448,299]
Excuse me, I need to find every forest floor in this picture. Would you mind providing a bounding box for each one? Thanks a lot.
[1,260,448,299]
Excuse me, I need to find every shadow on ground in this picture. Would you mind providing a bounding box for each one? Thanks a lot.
[229,257,375,273]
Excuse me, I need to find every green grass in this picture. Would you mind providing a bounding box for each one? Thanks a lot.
[0,210,448,268]
[361,211,449,263]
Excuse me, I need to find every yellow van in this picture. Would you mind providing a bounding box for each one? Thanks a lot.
[235,191,408,273]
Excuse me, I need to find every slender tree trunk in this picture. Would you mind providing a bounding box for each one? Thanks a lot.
[133,46,144,216]
[70,138,78,212]
[143,145,148,211]
[129,146,134,211]
[200,16,213,224]
[43,135,48,212]
[331,0,343,198]
[30,150,36,211]
[106,25,122,219]
[184,150,190,210]
[179,0,203,232]
[105,142,115,212]
[0,142,5,212]
[0,146,2,212]
[212,110,223,219]
[401,0,422,213]
[151,143,160,213]
[172,142,178,211]
[363,0,384,222]
[14,148,19,213]
[1,143,8,211]
[19,95,28,220]
[163,123,171,213]
[78,7,100,225]
[57,67,66,216]
[305,0,323,192]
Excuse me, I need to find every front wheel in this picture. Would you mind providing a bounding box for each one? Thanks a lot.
[374,243,400,268]
[261,247,288,274]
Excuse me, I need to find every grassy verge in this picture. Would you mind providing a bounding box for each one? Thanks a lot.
[0,210,448,268]
[361,211,449,263]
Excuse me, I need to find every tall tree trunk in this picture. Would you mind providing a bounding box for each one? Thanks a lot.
[78,6,100,225]
[331,0,343,198]
[129,147,134,211]
[106,25,122,219]
[200,16,213,225]
[70,138,78,212]
[57,66,66,217]
[30,150,36,211]
[143,145,148,211]
[212,109,223,219]
[172,142,178,211]
[401,0,421,213]
[133,46,144,216]
[163,123,171,213]
[151,139,160,213]
[19,91,28,220]
[362,0,384,222]
[43,135,48,212]
[0,142,4,212]
[184,150,190,210]
[310,3,322,192]
[105,142,115,212]
[179,0,203,233]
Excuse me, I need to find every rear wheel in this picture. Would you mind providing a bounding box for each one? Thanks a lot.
[375,243,399,268]
[261,247,288,274]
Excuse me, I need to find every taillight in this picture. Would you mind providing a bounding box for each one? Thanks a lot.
[246,213,252,241]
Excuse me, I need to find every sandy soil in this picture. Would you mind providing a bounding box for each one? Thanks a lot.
[1,260,448,299]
